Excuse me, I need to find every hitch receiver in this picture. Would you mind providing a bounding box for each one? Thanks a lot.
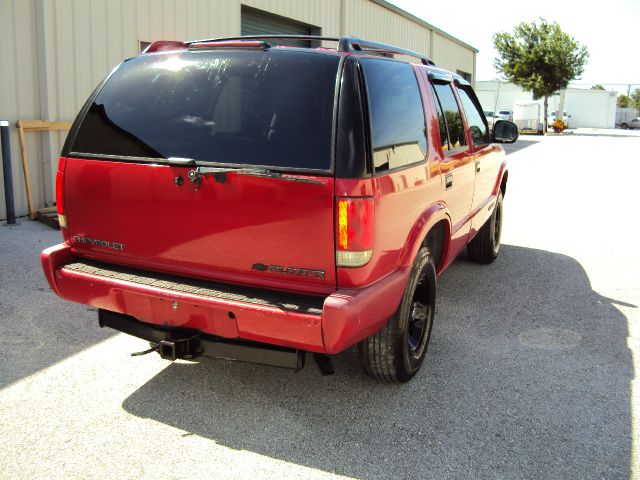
[159,340,177,361]
[99,309,305,370]
[157,338,197,360]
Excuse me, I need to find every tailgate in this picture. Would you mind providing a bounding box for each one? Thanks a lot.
[64,158,336,293]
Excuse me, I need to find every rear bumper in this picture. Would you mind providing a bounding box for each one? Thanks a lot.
[41,243,409,354]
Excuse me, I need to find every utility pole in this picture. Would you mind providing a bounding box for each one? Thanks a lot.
[1,121,17,225]
[557,89,566,128]
[493,81,501,116]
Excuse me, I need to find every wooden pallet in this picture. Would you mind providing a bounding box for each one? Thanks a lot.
[16,120,72,220]
[36,206,60,230]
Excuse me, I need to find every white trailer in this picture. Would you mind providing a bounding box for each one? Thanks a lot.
[616,108,638,126]
[513,102,543,134]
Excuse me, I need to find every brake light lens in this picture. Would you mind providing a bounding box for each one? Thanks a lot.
[144,40,188,53]
[336,197,374,267]
[55,157,66,213]
[55,157,69,242]
[189,41,271,50]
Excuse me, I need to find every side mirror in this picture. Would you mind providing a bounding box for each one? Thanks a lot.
[492,120,518,144]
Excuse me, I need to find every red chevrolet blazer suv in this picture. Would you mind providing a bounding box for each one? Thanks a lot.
[41,36,517,382]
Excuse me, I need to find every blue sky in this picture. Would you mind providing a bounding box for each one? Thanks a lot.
[390,0,640,94]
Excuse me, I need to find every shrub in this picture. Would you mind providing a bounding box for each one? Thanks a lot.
[551,119,567,133]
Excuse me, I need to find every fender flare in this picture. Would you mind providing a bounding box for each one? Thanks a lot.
[398,202,451,268]
[492,161,508,196]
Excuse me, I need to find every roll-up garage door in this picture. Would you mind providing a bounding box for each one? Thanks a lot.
[241,6,313,48]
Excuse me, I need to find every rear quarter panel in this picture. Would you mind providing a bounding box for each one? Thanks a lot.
[335,64,446,288]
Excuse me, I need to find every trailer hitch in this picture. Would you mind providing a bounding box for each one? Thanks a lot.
[100,310,306,370]
[130,337,200,360]
[158,338,199,360]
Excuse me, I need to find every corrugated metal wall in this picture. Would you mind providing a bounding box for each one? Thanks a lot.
[345,0,430,55]
[0,0,476,219]
[432,32,474,76]
[0,0,43,219]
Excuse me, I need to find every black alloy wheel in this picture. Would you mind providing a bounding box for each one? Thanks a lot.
[407,273,432,358]
[358,247,436,382]
[467,190,504,264]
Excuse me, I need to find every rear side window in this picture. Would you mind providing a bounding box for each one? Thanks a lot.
[69,51,340,171]
[431,83,467,154]
[361,59,427,173]
[433,90,449,153]
[457,86,490,145]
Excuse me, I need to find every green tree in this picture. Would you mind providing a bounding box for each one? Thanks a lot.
[618,95,630,108]
[631,88,640,112]
[591,85,605,90]
[493,19,588,132]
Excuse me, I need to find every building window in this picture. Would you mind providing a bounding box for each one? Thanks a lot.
[456,70,472,83]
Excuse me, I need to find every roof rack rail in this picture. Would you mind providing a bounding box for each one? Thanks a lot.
[339,36,435,66]
[182,35,436,66]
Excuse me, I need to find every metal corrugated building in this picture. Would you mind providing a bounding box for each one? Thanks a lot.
[0,0,477,219]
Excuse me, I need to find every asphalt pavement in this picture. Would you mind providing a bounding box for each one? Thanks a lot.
[1,129,639,479]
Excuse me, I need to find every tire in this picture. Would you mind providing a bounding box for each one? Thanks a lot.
[358,247,436,382]
[467,191,503,264]
[621,123,628,129]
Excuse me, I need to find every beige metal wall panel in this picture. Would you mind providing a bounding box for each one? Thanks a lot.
[0,0,42,219]
[344,0,430,56]
[432,32,475,79]
[44,0,249,122]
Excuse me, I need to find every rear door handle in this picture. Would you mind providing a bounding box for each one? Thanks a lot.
[475,161,481,174]
[445,173,453,189]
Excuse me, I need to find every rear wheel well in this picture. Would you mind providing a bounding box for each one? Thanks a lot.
[422,220,447,272]
[500,172,508,197]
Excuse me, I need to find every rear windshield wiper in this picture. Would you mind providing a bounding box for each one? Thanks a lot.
[187,166,325,186]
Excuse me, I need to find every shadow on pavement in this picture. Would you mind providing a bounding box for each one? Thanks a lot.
[503,138,541,155]
[0,222,115,389]
[122,245,633,479]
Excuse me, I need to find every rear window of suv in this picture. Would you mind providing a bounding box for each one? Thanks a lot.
[69,50,341,171]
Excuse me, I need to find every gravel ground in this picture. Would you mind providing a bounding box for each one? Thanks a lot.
[1,130,639,479]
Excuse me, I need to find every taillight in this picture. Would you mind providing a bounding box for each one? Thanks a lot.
[55,157,69,241]
[336,197,374,267]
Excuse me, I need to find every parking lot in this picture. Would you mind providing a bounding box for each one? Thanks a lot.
[1,130,639,479]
